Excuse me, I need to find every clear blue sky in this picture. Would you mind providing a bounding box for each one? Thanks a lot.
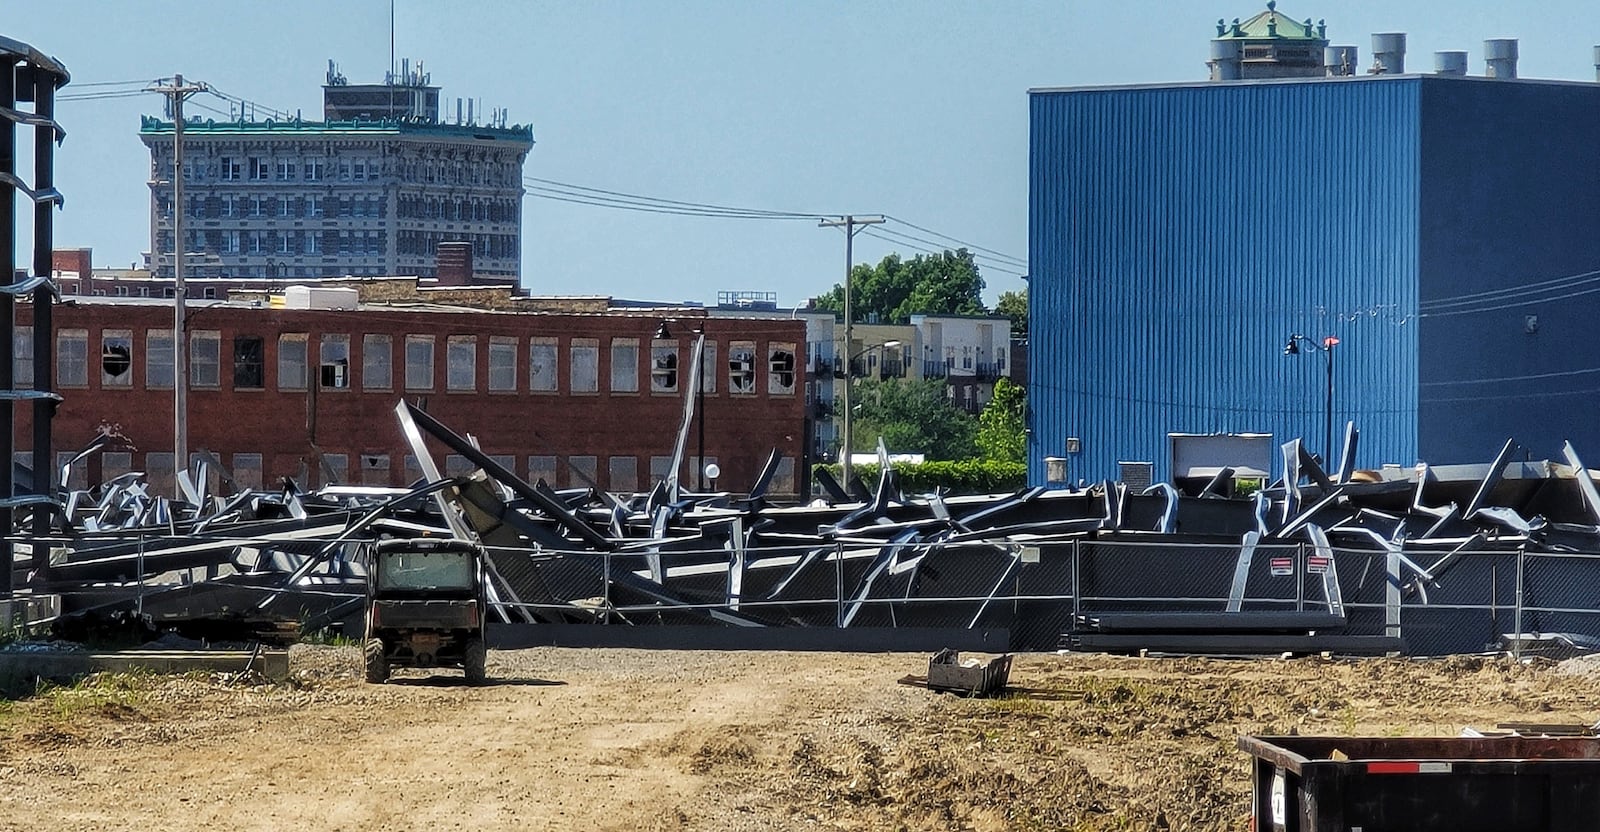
[8,1,1600,307]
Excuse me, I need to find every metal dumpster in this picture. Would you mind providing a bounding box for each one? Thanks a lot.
[1238,735,1600,831]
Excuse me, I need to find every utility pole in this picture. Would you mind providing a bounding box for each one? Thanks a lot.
[818,215,883,492]
[150,75,208,498]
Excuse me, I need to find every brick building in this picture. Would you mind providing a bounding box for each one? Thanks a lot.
[12,297,808,498]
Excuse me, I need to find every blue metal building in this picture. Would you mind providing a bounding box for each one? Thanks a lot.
[1028,73,1600,485]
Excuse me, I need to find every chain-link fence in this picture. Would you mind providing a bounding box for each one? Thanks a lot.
[15,533,1600,654]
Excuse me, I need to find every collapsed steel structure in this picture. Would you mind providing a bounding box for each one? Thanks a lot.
[11,392,1600,655]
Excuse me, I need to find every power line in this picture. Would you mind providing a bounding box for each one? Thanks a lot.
[863,225,1028,275]
[524,188,824,220]
[884,214,1026,267]
[525,176,825,219]
[68,78,163,89]
[1421,267,1600,310]
[57,89,152,102]
[861,228,1027,279]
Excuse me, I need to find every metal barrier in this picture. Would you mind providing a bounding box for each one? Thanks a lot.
[14,532,1600,655]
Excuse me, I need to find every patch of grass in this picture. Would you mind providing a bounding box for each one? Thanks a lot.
[299,628,356,647]
[36,672,153,720]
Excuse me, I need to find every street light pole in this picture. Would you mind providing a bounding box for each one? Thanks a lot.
[1284,334,1341,466]
[694,325,706,491]
[818,215,883,488]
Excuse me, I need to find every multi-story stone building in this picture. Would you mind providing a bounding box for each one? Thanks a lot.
[139,62,534,282]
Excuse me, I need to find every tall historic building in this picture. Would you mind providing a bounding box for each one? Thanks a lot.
[139,62,534,282]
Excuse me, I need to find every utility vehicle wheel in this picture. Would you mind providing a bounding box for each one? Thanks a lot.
[462,638,487,684]
[364,638,390,684]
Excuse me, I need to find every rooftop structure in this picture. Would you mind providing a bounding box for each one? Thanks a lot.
[1209,1,1330,80]
[139,62,534,284]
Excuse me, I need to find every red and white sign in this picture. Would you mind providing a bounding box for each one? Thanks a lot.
[1269,557,1294,577]
[1307,556,1331,574]
[1367,761,1452,775]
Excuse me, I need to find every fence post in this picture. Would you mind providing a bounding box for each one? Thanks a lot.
[1513,545,1526,662]
[1071,539,1081,619]
[1296,541,1306,612]
[835,541,845,628]
[1385,549,1401,640]
[137,533,146,620]
[602,550,611,625]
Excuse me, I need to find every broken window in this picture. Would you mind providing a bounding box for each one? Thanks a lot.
[191,331,221,388]
[488,336,517,391]
[233,336,265,389]
[320,334,350,389]
[651,341,679,393]
[447,336,477,392]
[650,455,674,486]
[147,329,173,389]
[278,334,308,390]
[529,337,558,392]
[57,329,88,387]
[361,453,390,486]
[768,342,797,395]
[362,334,391,389]
[145,452,176,495]
[100,330,133,388]
[570,338,598,393]
[728,341,756,394]
[405,335,434,390]
[610,337,639,393]
[13,326,32,388]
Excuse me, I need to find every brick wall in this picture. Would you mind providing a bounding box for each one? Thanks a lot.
[13,301,808,497]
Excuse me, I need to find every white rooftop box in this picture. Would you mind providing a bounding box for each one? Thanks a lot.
[283,285,359,310]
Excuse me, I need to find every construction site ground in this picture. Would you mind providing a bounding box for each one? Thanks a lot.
[4,645,1600,832]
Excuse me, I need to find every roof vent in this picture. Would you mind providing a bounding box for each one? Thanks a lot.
[1594,46,1600,82]
[1324,46,1358,77]
[1371,32,1407,74]
[1434,51,1468,75]
[1484,38,1519,78]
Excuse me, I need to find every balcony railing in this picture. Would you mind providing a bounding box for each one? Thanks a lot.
[922,360,948,379]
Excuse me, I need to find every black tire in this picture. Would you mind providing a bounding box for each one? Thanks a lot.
[462,637,487,684]
[364,638,389,684]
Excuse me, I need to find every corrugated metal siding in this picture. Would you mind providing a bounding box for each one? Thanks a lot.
[1416,78,1600,463]
[1028,78,1422,485]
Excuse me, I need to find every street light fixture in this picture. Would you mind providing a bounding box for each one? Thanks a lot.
[1284,333,1341,466]
[839,339,902,488]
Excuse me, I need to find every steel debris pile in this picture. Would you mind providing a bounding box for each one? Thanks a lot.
[10,405,1600,654]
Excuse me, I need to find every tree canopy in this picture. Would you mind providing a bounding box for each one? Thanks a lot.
[849,377,977,461]
[813,249,986,325]
[975,377,1026,464]
[994,288,1027,340]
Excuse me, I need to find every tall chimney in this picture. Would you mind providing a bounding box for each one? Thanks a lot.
[1484,39,1519,78]
[1434,51,1468,75]
[1371,33,1407,74]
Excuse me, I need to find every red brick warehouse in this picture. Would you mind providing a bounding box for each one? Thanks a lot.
[13,295,809,497]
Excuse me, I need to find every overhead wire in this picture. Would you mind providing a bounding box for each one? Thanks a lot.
[861,228,1027,279]
[884,215,1026,267]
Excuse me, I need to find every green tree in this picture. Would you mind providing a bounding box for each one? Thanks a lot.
[975,377,1026,463]
[849,377,978,461]
[813,249,986,324]
[994,288,1027,340]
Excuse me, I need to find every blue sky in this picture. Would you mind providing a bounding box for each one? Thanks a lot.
[8,1,1600,307]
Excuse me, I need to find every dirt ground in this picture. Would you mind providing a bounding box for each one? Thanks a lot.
[3,646,1600,832]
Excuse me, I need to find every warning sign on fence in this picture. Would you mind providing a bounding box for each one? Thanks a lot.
[1307,556,1331,574]
[1270,557,1294,577]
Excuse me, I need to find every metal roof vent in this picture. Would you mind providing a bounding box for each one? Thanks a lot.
[1485,38,1519,78]
[1371,32,1407,74]
[1434,51,1468,75]
[1324,46,1358,77]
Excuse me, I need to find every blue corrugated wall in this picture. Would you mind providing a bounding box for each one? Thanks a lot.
[1415,79,1600,463]
[1028,77,1422,485]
